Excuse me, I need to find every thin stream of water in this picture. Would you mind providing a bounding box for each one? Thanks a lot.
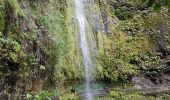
[75,0,93,99]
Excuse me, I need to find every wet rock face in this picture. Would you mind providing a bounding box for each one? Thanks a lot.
[132,76,154,89]
[89,14,104,32]
[132,72,170,89]
[154,24,170,56]
[151,73,170,86]
[159,73,170,86]
[132,55,170,88]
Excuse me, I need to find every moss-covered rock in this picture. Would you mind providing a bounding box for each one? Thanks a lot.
[110,91,156,100]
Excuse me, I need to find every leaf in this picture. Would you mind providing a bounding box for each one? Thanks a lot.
[9,52,17,61]
[26,93,32,99]
[34,95,41,100]
[40,65,46,70]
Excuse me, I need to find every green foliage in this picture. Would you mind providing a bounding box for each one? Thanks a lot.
[114,7,168,70]
[143,7,170,53]
[27,0,78,84]
[97,0,169,83]
[142,0,170,8]
[0,7,5,32]
[0,35,23,98]
[160,93,170,100]
[117,15,145,35]
[26,90,59,100]
[37,15,51,30]
[60,93,79,100]
[110,91,156,100]
[114,5,135,20]
[47,11,74,83]
[98,32,150,82]
[111,0,145,20]
[43,2,82,84]
[0,36,21,62]
[5,0,25,17]
[140,53,163,70]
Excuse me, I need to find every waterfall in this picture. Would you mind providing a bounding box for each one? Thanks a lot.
[75,0,93,99]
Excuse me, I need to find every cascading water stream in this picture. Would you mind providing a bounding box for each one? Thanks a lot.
[75,0,93,99]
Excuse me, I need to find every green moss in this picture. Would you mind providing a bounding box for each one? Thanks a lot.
[96,0,169,83]
[97,30,150,82]
[143,7,170,53]
[60,93,79,100]
[26,90,59,100]
[0,6,5,32]
[110,91,156,100]
[0,0,25,17]
[114,6,135,20]
[0,36,21,61]
[7,0,25,17]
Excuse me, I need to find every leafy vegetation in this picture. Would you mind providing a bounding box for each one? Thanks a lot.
[94,0,170,84]
[142,0,170,8]
[110,91,156,100]
[26,90,59,100]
